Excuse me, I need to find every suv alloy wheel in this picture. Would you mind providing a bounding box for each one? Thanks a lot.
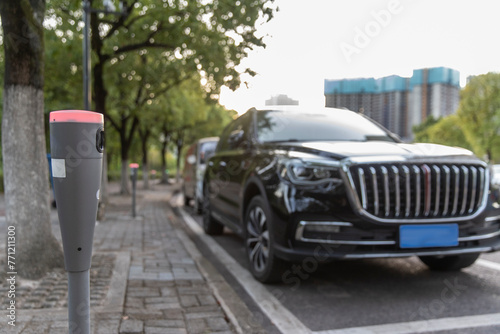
[245,196,287,283]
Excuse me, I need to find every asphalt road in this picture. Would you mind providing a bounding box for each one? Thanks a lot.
[180,203,500,334]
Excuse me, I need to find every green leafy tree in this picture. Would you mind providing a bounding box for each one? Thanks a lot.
[412,115,440,143]
[44,4,83,111]
[457,73,500,161]
[417,114,472,150]
[50,0,276,195]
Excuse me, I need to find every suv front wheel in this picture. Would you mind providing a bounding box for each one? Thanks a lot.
[245,196,288,283]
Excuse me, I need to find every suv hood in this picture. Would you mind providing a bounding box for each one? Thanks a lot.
[284,141,475,160]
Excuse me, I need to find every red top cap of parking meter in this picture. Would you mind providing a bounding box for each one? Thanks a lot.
[50,110,104,124]
[129,163,139,169]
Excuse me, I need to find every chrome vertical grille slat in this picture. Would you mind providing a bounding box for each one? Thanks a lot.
[369,167,379,216]
[381,166,390,217]
[414,165,421,217]
[358,168,367,210]
[451,165,460,216]
[392,166,401,217]
[477,168,485,210]
[422,164,432,217]
[349,162,487,222]
[460,166,469,215]
[402,165,410,218]
[432,165,441,217]
[442,165,450,216]
[468,167,477,214]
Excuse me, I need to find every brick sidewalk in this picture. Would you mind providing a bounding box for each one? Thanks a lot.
[2,183,239,334]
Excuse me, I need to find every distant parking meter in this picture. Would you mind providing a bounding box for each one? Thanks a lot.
[130,163,139,217]
[49,110,104,334]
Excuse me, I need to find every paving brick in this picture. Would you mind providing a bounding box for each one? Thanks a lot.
[207,317,231,331]
[197,294,217,306]
[145,296,178,304]
[162,309,185,320]
[145,327,187,334]
[95,319,121,334]
[119,319,144,334]
[186,318,207,334]
[127,287,161,297]
[180,295,199,307]
[145,319,186,328]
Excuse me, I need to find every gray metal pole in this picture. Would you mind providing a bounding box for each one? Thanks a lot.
[68,270,90,334]
[83,0,91,110]
[132,169,137,218]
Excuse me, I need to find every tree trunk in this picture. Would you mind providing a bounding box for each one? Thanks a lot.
[141,146,149,189]
[160,138,169,184]
[91,1,110,211]
[0,0,64,278]
[140,128,151,189]
[176,138,183,183]
[120,159,130,195]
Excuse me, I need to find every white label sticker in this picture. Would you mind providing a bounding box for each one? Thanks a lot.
[51,159,66,178]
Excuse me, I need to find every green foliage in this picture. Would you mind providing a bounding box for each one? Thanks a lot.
[44,1,83,111]
[457,72,500,162]
[42,0,275,178]
[413,114,472,150]
[412,115,440,143]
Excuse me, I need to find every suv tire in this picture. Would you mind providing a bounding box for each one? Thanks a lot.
[245,196,288,283]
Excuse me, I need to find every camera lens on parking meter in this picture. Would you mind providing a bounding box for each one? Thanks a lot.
[49,110,104,334]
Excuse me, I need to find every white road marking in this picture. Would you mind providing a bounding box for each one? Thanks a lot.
[476,259,500,272]
[179,208,312,334]
[313,312,500,334]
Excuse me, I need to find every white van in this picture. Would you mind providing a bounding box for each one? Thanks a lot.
[182,137,219,213]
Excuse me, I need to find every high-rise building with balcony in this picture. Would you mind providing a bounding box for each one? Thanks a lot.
[324,67,460,140]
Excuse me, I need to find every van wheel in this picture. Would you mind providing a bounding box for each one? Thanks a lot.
[195,196,203,214]
[245,196,288,283]
[419,253,479,271]
[183,186,191,207]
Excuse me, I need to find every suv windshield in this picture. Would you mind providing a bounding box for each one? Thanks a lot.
[256,108,397,143]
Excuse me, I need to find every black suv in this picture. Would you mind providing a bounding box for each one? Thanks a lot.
[203,106,500,283]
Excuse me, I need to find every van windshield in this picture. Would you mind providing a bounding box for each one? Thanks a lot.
[199,141,218,164]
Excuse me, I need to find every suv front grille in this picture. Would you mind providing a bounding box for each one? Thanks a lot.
[347,163,488,222]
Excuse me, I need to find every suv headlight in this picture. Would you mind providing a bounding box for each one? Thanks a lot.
[281,159,343,186]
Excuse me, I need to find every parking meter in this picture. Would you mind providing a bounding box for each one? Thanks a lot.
[49,110,104,334]
[130,163,139,217]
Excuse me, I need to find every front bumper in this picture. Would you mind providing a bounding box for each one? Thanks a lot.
[272,212,500,262]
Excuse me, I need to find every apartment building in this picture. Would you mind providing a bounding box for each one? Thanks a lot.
[324,67,460,140]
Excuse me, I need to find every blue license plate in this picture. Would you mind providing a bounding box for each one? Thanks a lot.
[399,224,459,249]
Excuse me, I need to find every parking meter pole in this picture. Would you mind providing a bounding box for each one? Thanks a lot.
[49,110,104,334]
[68,271,90,333]
[130,163,139,218]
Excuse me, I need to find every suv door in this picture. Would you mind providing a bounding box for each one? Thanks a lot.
[208,112,252,232]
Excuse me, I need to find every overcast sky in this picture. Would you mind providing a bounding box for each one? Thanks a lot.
[219,0,500,114]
